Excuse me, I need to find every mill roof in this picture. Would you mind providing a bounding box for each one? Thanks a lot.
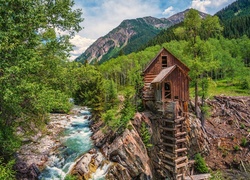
[151,65,176,83]
[143,47,190,73]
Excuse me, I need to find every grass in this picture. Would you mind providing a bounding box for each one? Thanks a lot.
[190,78,250,99]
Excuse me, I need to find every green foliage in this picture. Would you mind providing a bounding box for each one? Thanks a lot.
[241,137,248,147]
[240,123,246,129]
[0,125,21,159]
[0,159,15,180]
[194,153,209,173]
[140,23,182,50]
[215,0,250,38]
[102,109,120,130]
[210,171,224,180]
[175,9,223,120]
[102,93,135,132]
[65,174,78,180]
[0,0,82,168]
[104,80,118,110]
[140,122,153,148]
[119,92,135,131]
[73,64,105,119]
[234,145,240,151]
[241,79,250,89]
[216,0,250,21]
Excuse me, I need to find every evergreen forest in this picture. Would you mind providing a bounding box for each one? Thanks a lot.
[0,0,250,179]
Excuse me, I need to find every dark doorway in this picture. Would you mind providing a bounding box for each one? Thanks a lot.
[164,82,171,99]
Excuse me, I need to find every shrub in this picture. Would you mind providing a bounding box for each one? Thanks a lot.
[241,137,248,147]
[65,174,77,180]
[0,159,15,180]
[240,123,245,129]
[210,171,224,180]
[140,122,153,148]
[195,153,209,173]
[102,109,119,130]
[240,79,250,90]
[234,145,240,151]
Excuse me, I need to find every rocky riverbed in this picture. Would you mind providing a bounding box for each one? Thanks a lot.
[15,106,93,180]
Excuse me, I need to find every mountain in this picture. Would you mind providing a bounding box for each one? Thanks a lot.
[215,0,250,38]
[216,0,250,21]
[75,9,208,64]
[140,0,250,50]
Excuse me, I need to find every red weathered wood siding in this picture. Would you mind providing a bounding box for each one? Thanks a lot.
[143,73,156,101]
[144,49,189,75]
[163,68,189,102]
[143,48,189,105]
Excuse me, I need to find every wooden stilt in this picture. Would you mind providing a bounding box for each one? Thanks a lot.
[158,101,188,180]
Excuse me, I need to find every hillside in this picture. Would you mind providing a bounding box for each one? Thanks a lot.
[75,9,207,64]
[216,0,250,21]
[216,0,250,38]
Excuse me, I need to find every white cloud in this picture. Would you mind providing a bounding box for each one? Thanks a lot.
[191,0,211,12]
[69,35,95,60]
[190,0,236,13]
[79,0,161,39]
[162,6,175,16]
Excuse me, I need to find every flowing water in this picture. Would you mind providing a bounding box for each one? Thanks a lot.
[39,107,96,179]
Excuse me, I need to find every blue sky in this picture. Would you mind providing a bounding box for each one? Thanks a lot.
[69,0,236,60]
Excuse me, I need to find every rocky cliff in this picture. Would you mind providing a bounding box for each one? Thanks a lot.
[71,116,153,179]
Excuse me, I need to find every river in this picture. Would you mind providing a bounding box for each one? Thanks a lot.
[38,107,105,180]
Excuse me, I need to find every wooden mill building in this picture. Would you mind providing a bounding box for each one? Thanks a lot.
[143,47,189,109]
[142,47,190,180]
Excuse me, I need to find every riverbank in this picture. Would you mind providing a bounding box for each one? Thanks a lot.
[15,106,92,179]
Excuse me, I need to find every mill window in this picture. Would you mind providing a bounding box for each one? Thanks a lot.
[164,82,171,99]
[162,56,168,68]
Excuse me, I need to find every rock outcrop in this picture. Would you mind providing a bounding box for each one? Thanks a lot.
[186,113,210,157]
[13,160,40,180]
[71,114,153,179]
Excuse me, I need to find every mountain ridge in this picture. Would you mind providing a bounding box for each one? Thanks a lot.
[75,9,208,64]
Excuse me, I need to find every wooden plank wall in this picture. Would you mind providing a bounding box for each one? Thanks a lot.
[164,68,189,102]
[143,73,156,101]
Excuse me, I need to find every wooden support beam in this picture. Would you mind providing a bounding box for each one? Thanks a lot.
[176,138,187,144]
[160,126,175,131]
[175,117,185,123]
[175,132,186,137]
[176,162,187,169]
[161,159,175,166]
[162,142,176,148]
[161,134,175,141]
[175,148,187,153]
[184,174,211,180]
[175,124,185,128]
[160,152,174,160]
[159,151,175,158]
[175,156,187,163]
[177,173,184,178]
[161,163,174,172]
[161,119,175,123]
